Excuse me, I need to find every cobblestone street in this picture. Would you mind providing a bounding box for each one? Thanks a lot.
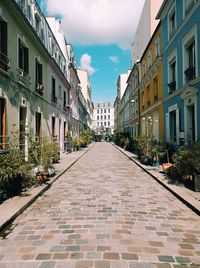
[0,142,200,268]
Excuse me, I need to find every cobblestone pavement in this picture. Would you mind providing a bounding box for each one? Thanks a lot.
[0,142,200,268]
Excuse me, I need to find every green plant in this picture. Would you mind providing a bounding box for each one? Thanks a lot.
[172,142,200,177]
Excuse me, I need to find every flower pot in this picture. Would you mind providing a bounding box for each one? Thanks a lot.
[162,163,173,174]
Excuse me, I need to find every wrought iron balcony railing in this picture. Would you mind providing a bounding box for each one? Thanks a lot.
[0,51,10,71]
[17,68,31,86]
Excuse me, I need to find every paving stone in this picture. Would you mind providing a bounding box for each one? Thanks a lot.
[103,252,120,260]
[53,253,69,259]
[95,260,110,268]
[86,252,102,259]
[36,253,52,260]
[156,264,171,268]
[39,261,56,268]
[129,262,156,268]
[75,260,93,268]
[70,252,84,259]
[97,246,111,252]
[158,255,175,263]
[121,253,138,260]
[175,256,191,264]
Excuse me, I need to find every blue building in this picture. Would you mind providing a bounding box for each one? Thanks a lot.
[157,0,200,145]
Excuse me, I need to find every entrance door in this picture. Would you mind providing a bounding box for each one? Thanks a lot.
[0,98,6,149]
[186,104,195,141]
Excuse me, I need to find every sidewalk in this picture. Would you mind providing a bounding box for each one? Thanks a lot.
[0,143,95,233]
[113,144,200,216]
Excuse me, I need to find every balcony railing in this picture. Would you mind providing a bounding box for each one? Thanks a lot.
[36,83,44,95]
[17,68,31,86]
[168,81,176,94]
[51,95,58,104]
[154,95,158,101]
[185,1,195,15]
[185,66,195,81]
[0,51,10,71]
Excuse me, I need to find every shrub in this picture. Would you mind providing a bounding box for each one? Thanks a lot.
[172,142,200,177]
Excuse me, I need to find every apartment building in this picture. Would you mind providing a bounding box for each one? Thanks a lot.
[93,102,114,136]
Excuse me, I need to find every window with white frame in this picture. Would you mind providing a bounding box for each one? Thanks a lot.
[183,25,197,84]
[184,0,196,16]
[168,4,176,39]
[155,36,161,58]
[168,49,177,93]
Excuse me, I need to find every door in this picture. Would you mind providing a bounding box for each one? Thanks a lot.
[0,98,6,149]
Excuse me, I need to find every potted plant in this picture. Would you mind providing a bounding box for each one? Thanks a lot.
[172,142,200,191]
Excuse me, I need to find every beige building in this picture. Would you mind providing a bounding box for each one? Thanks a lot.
[131,0,163,65]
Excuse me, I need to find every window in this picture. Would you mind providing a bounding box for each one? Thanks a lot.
[101,115,103,120]
[51,77,57,103]
[97,109,99,114]
[101,122,103,126]
[142,92,144,109]
[155,36,160,58]
[35,112,42,142]
[104,109,106,113]
[104,115,106,120]
[183,25,197,84]
[168,50,177,93]
[170,111,177,142]
[147,85,150,106]
[0,98,6,149]
[168,5,176,39]
[35,59,43,94]
[185,0,196,16]
[52,116,56,138]
[154,78,158,100]
[97,116,99,120]
[97,122,99,126]
[101,109,103,113]
[142,61,146,76]
[18,39,29,74]
[108,115,110,120]
[108,121,110,126]
[104,122,106,126]
[0,20,9,71]
[63,91,66,110]
[148,50,152,68]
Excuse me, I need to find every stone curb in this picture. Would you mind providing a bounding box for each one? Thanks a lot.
[0,143,95,233]
[113,143,200,216]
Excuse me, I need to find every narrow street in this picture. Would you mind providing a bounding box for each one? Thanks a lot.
[0,142,200,268]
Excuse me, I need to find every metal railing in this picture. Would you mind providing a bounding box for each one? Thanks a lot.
[17,68,31,86]
[0,51,10,71]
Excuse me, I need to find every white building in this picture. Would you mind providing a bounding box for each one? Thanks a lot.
[131,0,163,65]
[93,102,114,136]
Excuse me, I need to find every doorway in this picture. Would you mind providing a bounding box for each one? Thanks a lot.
[0,98,6,149]
[186,104,195,141]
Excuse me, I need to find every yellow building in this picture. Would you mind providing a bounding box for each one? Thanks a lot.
[139,22,163,142]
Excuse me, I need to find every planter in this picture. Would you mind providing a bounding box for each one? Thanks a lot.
[193,175,200,192]
[162,163,173,174]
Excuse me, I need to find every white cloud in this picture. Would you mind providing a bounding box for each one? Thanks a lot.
[46,0,145,49]
[109,56,120,64]
[79,53,96,75]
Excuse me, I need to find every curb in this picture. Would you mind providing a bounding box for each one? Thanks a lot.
[0,143,95,234]
[113,143,200,216]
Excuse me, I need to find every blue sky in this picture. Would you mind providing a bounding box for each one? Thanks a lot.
[37,0,145,102]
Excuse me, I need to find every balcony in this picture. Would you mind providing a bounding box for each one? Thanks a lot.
[185,66,195,81]
[17,68,31,86]
[147,100,150,106]
[51,95,57,104]
[0,51,10,72]
[168,81,176,94]
[36,83,44,95]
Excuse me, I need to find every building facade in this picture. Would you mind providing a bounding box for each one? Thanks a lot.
[131,0,163,65]
[157,0,200,145]
[93,102,114,137]
[139,22,164,142]
[0,0,92,154]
